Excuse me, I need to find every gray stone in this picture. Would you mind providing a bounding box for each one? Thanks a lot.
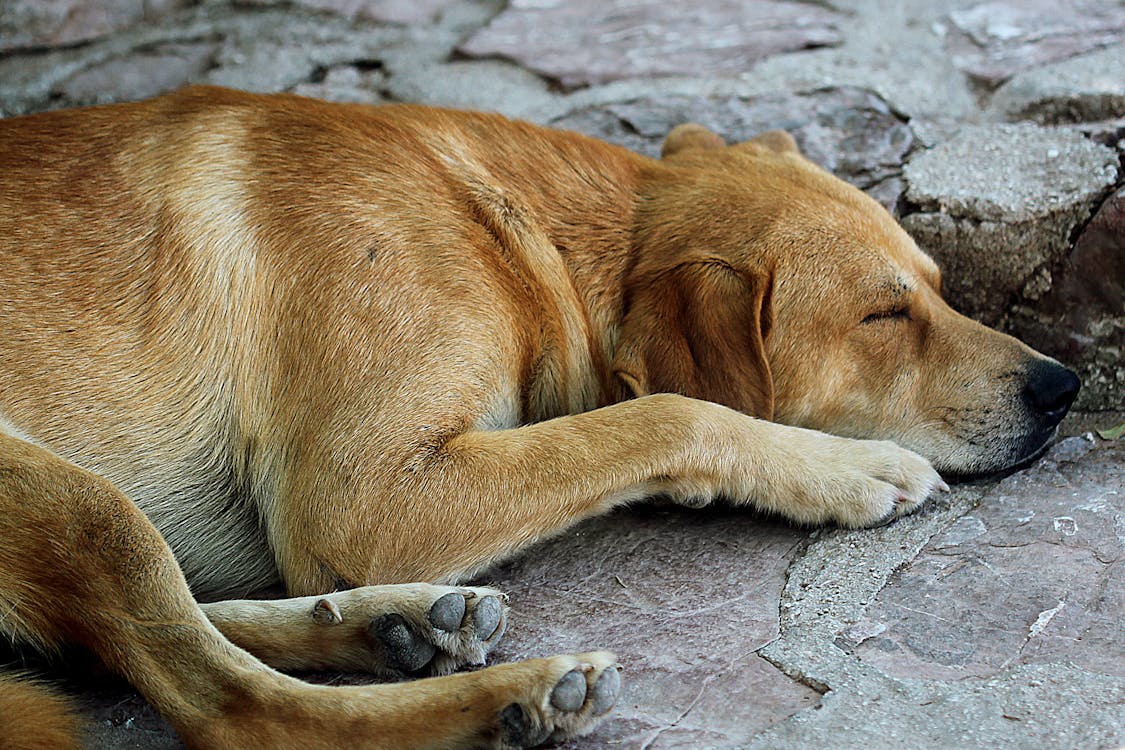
[380,59,555,119]
[901,124,1118,323]
[751,437,1125,750]
[289,63,388,104]
[201,12,402,94]
[0,0,189,53]
[855,437,1123,680]
[744,0,980,123]
[943,0,1125,86]
[239,0,465,25]
[1007,188,1125,411]
[553,88,914,210]
[487,507,818,749]
[989,44,1125,124]
[52,41,218,106]
[459,0,844,89]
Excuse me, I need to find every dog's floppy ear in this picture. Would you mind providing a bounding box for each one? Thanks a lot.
[661,123,726,158]
[613,261,775,419]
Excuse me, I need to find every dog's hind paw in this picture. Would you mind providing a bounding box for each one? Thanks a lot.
[201,583,507,676]
[496,652,620,749]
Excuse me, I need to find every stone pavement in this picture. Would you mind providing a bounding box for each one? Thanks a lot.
[1,1,1122,748]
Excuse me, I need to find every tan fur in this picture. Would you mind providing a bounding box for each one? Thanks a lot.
[0,87,1076,748]
[0,677,83,750]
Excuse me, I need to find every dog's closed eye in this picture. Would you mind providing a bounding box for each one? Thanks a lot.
[862,307,911,324]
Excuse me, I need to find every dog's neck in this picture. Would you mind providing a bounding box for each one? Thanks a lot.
[457,122,652,408]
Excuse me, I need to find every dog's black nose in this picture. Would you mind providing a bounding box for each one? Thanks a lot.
[1024,360,1081,423]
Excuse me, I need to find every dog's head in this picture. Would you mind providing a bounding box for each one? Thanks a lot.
[614,124,1079,476]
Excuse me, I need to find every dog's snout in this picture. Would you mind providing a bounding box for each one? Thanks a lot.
[1023,360,1081,423]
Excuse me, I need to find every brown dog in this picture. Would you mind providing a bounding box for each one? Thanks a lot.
[0,87,1078,749]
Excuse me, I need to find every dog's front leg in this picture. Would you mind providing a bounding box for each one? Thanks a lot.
[278,393,945,594]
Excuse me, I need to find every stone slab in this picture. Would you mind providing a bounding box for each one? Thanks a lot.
[1008,188,1125,411]
[902,123,1118,322]
[486,506,818,749]
[240,0,466,26]
[460,0,843,89]
[53,41,219,107]
[751,437,1125,750]
[0,0,189,53]
[988,44,1125,125]
[553,87,914,211]
[854,437,1123,680]
[943,0,1125,86]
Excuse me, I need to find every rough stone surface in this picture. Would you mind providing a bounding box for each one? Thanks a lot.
[1007,188,1125,411]
[488,507,818,749]
[943,0,1125,86]
[0,0,190,53]
[53,41,219,107]
[553,88,915,211]
[855,437,1123,680]
[751,437,1125,750]
[902,124,1119,323]
[988,44,1125,125]
[241,0,465,26]
[460,0,844,88]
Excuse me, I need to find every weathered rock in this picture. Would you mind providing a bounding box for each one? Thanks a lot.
[51,41,218,106]
[290,63,388,104]
[238,0,463,25]
[381,59,555,118]
[1007,188,1125,411]
[855,437,1123,680]
[487,506,818,749]
[943,0,1125,86]
[553,88,914,211]
[201,13,401,94]
[901,124,1118,324]
[459,0,844,89]
[988,44,1125,124]
[0,0,189,53]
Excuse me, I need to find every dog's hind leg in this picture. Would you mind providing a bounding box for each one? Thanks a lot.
[0,432,620,749]
[201,583,509,675]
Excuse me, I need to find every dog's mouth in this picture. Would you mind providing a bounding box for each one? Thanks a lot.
[941,424,1060,484]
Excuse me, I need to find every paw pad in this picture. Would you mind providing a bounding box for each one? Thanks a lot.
[549,670,586,711]
[428,592,467,632]
[473,595,503,639]
[370,613,435,672]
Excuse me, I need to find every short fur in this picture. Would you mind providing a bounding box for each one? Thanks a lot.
[0,87,1077,748]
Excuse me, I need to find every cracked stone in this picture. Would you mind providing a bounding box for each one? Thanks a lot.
[0,0,190,53]
[239,0,465,25]
[553,87,914,212]
[901,123,1118,325]
[1005,187,1125,411]
[943,0,1125,86]
[855,437,1123,681]
[51,41,219,106]
[459,0,844,89]
[988,44,1125,125]
[485,506,818,749]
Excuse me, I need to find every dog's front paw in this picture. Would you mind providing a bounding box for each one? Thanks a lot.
[352,584,508,676]
[203,583,507,676]
[743,426,947,528]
